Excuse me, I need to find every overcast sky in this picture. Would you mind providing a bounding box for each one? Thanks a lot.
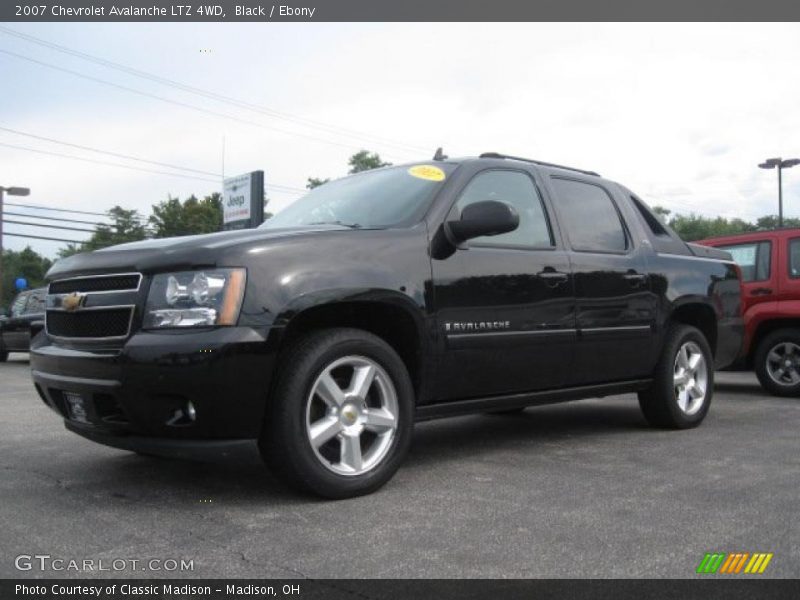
[1,22,799,257]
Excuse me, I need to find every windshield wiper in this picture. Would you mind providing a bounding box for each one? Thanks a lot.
[308,220,363,229]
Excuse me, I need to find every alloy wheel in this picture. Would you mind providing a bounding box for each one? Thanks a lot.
[765,341,800,386]
[673,341,708,415]
[305,355,399,476]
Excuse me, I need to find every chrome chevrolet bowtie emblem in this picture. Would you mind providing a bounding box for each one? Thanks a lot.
[61,292,86,312]
[342,406,358,425]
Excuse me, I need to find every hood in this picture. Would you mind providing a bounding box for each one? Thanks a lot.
[46,225,350,280]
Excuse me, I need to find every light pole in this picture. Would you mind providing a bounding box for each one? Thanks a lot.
[759,158,800,228]
[0,185,31,308]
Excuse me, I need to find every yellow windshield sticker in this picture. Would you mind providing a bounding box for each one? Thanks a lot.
[408,165,446,182]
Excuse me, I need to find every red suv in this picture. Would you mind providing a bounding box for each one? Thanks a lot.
[700,228,800,396]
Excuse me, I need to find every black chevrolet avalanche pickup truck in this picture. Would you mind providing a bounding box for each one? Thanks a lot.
[30,153,744,498]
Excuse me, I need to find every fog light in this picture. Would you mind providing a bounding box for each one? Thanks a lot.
[167,401,197,426]
[148,308,217,327]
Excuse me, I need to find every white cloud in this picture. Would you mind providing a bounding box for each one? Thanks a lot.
[1,22,799,257]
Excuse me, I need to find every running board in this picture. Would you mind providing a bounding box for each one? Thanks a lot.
[414,379,652,422]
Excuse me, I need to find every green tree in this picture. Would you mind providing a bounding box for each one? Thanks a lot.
[58,206,147,258]
[306,177,330,189]
[756,215,800,230]
[82,206,148,250]
[666,214,757,242]
[56,206,147,256]
[1,246,53,307]
[306,150,390,188]
[149,193,222,238]
[651,205,671,222]
[57,244,83,259]
[348,150,391,174]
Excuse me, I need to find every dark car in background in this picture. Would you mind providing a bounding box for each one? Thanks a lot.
[0,287,46,361]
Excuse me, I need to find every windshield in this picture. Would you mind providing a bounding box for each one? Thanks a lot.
[261,163,455,230]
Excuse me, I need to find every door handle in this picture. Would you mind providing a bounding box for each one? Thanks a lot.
[624,271,647,286]
[751,287,773,296]
[537,269,569,286]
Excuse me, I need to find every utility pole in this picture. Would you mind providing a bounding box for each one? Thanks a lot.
[759,158,800,228]
[779,166,783,228]
[0,185,31,307]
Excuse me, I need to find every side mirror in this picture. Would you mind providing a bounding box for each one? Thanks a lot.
[445,200,519,244]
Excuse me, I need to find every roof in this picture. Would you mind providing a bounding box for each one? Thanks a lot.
[699,228,800,245]
[429,150,600,177]
[477,152,600,177]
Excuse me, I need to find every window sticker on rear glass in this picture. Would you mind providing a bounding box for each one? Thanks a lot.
[408,165,446,182]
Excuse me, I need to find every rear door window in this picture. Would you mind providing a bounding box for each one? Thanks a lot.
[550,178,628,253]
[788,239,800,278]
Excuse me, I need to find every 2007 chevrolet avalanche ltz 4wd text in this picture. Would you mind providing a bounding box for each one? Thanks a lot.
[30,153,744,498]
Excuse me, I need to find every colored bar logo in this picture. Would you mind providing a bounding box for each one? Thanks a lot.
[696,552,773,574]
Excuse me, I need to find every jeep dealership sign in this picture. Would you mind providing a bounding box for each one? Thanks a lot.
[223,171,264,230]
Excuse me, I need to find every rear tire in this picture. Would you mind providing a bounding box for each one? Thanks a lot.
[754,329,800,397]
[0,350,7,363]
[260,328,414,499]
[638,324,713,429]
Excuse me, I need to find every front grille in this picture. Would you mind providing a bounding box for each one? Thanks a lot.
[46,272,142,341]
[49,274,141,294]
[47,308,133,339]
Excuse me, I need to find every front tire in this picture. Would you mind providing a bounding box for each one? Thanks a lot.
[260,328,414,499]
[0,350,8,363]
[638,324,713,429]
[754,329,800,397]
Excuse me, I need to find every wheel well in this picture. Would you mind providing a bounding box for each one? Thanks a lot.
[671,304,717,356]
[748,319,800,364]
[279,302,422,396]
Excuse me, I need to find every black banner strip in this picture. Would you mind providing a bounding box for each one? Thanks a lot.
[3,0,800,22]
[3,579,800,600]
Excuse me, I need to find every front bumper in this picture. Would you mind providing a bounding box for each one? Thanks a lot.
[31,326,279,441]
[64,420,256,457]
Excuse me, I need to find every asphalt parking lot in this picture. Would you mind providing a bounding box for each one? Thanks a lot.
[1,352,798,579]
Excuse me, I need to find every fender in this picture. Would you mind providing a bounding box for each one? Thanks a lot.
[266,287,436,404]
[742,301,780,355]
[274,286,428,332]
[667,295,721,320]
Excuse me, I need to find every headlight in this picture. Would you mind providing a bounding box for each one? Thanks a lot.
[144,268,246,329]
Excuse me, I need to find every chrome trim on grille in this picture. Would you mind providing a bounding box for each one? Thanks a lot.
[47,272,143,295]
[46,304,137,313]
